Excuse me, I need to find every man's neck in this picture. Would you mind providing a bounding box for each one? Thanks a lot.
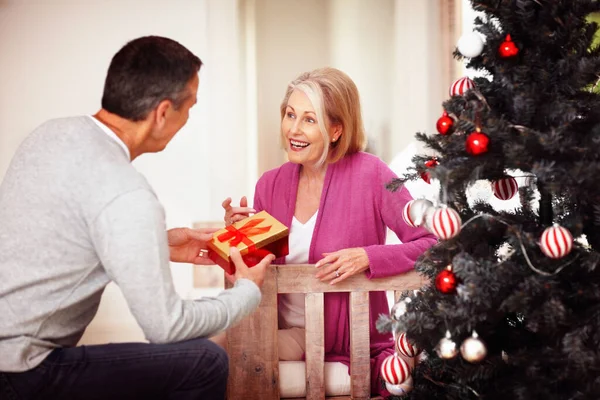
[93,109,152,160]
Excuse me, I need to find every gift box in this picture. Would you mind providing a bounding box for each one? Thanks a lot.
[207,211,289,274]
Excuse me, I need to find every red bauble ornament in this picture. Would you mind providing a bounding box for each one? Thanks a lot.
[499,34,519,58]
[436,112,454,135]
[381,354,411,385]
[425,159,438,168]
[435,265,458,294]
[396,332,421,358]
[539,224,573,259]
[465,131,489,155]
[449,76,475,97]
[492,176,518,200]
[430,207,462,240]
[420,158,439,184]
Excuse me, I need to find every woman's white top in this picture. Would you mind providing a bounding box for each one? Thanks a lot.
[278,211,318,329]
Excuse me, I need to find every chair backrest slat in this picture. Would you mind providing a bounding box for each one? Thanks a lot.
[349,291,372,399]
[276,265,424,293]
[305,292,325,399]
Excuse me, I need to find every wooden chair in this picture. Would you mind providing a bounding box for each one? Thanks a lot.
[224,265,426,400]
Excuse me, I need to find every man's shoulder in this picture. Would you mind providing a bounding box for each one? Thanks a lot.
[31,115,93,135]
[21,115,150,197]
[21,116,106,153]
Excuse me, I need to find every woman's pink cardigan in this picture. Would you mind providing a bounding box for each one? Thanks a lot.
[253,151,436,394]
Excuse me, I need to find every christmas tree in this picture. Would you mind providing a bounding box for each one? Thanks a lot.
[379,1,600,398]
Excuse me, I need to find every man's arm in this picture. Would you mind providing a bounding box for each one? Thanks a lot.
[89,189,262,343]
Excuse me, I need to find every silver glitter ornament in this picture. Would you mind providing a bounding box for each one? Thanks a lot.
[460,331,487,363]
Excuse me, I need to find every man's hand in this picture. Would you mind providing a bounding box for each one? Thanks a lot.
[225,247,275,288]
[167,227,220,265]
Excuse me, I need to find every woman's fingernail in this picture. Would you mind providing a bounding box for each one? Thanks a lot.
[250,208,256,213]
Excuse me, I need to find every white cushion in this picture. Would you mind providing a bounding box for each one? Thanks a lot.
[279,361,351,398]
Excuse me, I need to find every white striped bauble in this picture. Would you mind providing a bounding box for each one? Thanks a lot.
[430,207,462,240]
[386,377,413,396]
[381,354,411,385]
[396,332,420,358]
[492,176,518,200]
[402,199,434,228]
[449,76,475,97]
[539,224,573,259]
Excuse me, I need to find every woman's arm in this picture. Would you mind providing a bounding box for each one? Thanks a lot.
[363,161,437,279]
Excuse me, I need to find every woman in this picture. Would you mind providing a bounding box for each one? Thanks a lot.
[222,67,436,395]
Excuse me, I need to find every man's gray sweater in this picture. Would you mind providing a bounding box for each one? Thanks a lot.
[0,116,260,372]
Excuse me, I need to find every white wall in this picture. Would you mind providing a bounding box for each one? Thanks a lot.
[253,0,331,174]
[328,0,395,161]
[391,0,447,157]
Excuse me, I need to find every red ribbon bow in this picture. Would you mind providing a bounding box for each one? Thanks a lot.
[217,218,272,256]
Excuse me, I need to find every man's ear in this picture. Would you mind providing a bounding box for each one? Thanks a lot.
[154,100,172,128]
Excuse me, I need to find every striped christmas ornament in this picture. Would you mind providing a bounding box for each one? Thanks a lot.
[396,332,420,358]
[386,377,414,396]
[539,224,573,259]
[402,199,434,228]
[449,76,475,97]
[492,176,518,200]
[430,207,462,240]
[381,354,411,385]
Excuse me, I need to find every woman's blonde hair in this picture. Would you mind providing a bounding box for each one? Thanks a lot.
[280,67,366,165]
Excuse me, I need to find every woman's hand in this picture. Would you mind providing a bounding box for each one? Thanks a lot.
[315,247,370,285]
[222,196,256,226]
[167,227,220,265]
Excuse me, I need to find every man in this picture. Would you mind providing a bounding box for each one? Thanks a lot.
[0,36,273,400]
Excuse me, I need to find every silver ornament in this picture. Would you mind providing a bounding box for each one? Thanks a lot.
[421,204,437,232]
[523,174,536,187]
[386,377,413,396]
[391,297,412,321]
[457,32,485,58]
[435,330,458,359]
[407,199,434,227]
[460,331,487,363]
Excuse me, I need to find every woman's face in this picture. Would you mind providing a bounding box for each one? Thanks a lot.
[281,89,326,167]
